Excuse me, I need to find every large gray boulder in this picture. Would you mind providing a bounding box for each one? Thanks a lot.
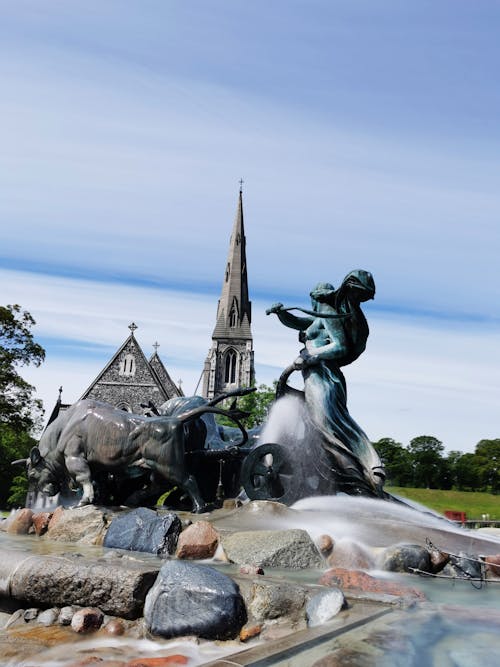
[0,549,158,619]
[103,508,181,556]
[144,561,246,640]
[221,529,323,569]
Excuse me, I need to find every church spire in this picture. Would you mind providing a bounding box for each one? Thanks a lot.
[212,187,251,339]
[201,186,255,399]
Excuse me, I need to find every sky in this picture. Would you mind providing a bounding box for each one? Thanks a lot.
[1,1,499,453]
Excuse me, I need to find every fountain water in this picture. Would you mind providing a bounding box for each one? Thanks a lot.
[3,273,500,666]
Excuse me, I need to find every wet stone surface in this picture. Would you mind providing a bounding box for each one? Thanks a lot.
[221,528,324,569]
[144,560,247,640]
[104,508,182,556]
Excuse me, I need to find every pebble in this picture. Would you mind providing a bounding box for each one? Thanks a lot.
[23,608,39,622]
[37,607,60,625]
[58,606,77,625]
[104,619,126,636]
[316,534,334,557]
[239,623,263,642]
[71,607,104,633]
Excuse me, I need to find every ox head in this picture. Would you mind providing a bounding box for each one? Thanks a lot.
[19,447,61,497]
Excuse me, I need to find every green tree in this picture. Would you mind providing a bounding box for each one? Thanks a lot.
[0,304,45,507]
[238,382,277,428]
[408,435,445,489]
[372,437,413,486]
[1,304,45,431]
[454,452,482,491]
[474,439,500,493]
[216,383,276,429]
[0,425,36,507]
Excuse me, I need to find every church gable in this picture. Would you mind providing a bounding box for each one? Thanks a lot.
[80,324,179,413]
[149,350,184,399]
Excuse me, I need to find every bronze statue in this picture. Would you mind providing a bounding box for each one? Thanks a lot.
[266,270,385,498]
[17,390,254,513]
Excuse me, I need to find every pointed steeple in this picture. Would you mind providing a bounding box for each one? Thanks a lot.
[212,188,252,339]
[201,185,255,399]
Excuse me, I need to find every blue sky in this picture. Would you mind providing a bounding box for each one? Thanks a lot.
[1,1,499,452]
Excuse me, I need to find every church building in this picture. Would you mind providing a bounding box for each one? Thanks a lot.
[79,323,183,413]
[201,186,255,399]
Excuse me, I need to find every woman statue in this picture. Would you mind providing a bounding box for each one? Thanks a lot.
[267,270,385,497]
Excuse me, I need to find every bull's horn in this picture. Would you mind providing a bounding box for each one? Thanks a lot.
[208,386,257,407]
[11,459,28,466]
[178,406,248,446]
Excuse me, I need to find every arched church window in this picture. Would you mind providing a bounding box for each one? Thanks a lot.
[119,353,136,377]
[224,350,237,384]
[225,263,230,282]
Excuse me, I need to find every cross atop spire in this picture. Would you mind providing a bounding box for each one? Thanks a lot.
[128,322,138,335]
[239,178,244,193]
[153,341,160,353]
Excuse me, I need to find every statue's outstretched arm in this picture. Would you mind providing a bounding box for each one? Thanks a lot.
[266,303,313,331]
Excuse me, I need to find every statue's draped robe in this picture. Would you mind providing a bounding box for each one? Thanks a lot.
[300,298,384,496]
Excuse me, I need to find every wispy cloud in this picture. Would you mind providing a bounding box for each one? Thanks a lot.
[1,2,499,453]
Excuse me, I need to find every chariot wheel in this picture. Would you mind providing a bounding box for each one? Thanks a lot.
[241,442,301,505]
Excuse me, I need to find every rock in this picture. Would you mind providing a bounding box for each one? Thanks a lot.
[306,588,346,627]
[248,580,306,621]
[239,623,262,642]
[175,520,219,560]
[71,607,104,633]
[4,609,25,628]
[104,508,181,556]
[144,560,246,640]
[316,534,334,557]
[484,554,500,578]
[239,564,265,575]
[319,568,425,601]
[7,509,33,535]
[0,611,11,628]
[104,618,126,635]
[23,608,39,621]
[379,544,431,573]
[32,511,53,536]
[4,549,159,618]
[46,506,108,545]
[327,539,375,570]
[221,529,323,569]
[37,608,60,625]
[47,505,65,530]
[442,552,482,579]
[428,546,450,573]
[58,606,77,625]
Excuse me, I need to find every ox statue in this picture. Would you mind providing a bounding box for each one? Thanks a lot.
[15,393,251,513]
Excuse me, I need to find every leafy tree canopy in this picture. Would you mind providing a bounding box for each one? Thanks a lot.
[216,383,277,429]
[0,304,45,432]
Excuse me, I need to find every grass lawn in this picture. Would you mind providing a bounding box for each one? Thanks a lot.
[386,486,500,520]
